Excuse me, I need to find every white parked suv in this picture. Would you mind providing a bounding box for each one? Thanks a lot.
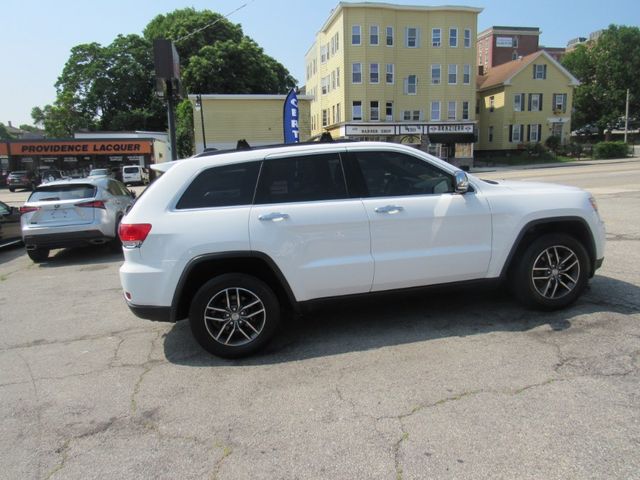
[119,141,605,358]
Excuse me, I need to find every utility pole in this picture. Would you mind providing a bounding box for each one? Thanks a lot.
[624,88,630,144]
[195,94,207,151]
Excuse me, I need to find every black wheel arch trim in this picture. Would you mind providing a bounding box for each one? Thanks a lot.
[170,250,298,322]
[499,216,598,279]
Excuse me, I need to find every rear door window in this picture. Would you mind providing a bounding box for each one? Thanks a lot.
[29,184,96,201]
[254,153,347,204]
[176,161,261,209]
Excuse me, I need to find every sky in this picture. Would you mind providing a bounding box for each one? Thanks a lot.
[2,0,639,127]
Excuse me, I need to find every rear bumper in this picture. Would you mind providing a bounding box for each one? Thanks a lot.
[127,303,173,322]
[24,230,113,249]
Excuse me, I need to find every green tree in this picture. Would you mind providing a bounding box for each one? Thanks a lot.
[0,122,13,140]
[183,38,296,94]
[32,8,297,145]
[563,25,640,132]
[175,99,194,157]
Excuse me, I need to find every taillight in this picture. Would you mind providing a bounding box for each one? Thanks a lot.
[76,200,106,209]
[119,223,152,248]
[19,206,40,215]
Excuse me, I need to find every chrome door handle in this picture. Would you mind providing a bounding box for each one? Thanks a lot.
[374,205,404,214]
[258,212,290,222]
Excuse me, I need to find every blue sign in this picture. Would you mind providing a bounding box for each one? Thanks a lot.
[283,89,300,143]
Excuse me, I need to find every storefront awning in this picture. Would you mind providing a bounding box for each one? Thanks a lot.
[428,133,476,144]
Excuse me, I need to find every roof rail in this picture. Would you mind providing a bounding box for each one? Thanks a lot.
[193,136,359,158]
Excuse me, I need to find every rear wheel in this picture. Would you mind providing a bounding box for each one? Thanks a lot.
[27,247,50,263]
[513,234,589,310]
[189,273,280,358]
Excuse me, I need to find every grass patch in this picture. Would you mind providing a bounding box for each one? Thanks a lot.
[475,152,574,167]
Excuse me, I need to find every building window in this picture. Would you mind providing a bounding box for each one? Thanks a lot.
[529,124,540,142]
[336,67,340,87]
[511,124,523,143]
[431,101,441,121]
[513,37,519,47]
[463,64,470,84]
[322,109,328,127]
[553,93,567,112]
[431,64,441,84]
[512,51,518,60]
[406,27,419,48]
[370,101,380,121]
[352,25,361,45]
[447,101,456,120]
[449,28,458,47]
[405,75,417,95]
[464,29,471,48]
[386,64,394,84]
[514,93,524,112]
[432,28,441,47]
[385,101,393,121]
[336,103,341,123]
[352,101,362,121]
[530,93,542,111]
[321,76,329,95]
[386,26,394,46]
[320,45,327,64]
[370,63,379,83]
[533,64,547,79]
[462,101,469,120]
[489,96,495,112]
[352,63,362,83]
[370,25,379,45]
[331,71,336,90]
[448,64,457,84]
[402,110,421,121]
[489,126,494,142]
[476,99,480,114]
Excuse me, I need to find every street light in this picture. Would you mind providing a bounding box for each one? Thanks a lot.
[195,94,207,151]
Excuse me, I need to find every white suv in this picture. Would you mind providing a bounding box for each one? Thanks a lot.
[119,142,605,358]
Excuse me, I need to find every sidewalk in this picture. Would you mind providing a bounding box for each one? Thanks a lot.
[470,155,640,173]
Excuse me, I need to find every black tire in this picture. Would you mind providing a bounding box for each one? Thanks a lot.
[189,273,281,358]
[513,233,589,310]
[109,217,123,252]
[27,247,50,263]
[9,187,15,192]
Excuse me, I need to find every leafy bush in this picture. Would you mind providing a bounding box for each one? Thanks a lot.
[545,135,561,152]
[593,141,630,159]
[524,142,546,155]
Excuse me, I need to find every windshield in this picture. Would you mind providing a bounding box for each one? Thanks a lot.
[28,184,97,202]
[89,169,109,176]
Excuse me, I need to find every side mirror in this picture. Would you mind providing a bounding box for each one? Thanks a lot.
[454,171,470,194]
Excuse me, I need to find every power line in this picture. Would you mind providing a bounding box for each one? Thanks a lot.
[175,0,256,44]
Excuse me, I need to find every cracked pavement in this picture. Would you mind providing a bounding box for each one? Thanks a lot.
[1,159,639,479]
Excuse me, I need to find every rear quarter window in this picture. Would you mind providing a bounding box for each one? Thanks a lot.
[29,184,96,201]
[176,162,261,209]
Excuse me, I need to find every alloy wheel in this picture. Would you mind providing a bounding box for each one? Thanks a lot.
[531,245,581,300]
[203,288,266,346]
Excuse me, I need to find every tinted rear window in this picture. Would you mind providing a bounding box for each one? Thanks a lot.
[176,162,260,209]
[29,184,96,202]
[123,167,139,173]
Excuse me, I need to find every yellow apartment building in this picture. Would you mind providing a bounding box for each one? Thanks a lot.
[305,2,482,167]
[188,94,312,153]
[476,50,579,152]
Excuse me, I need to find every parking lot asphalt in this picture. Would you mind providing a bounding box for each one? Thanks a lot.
[1,161,639,480]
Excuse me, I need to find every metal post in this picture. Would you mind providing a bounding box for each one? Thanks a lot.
[166,80,178,160]
[624,88,630,144]
[196,94,207,150]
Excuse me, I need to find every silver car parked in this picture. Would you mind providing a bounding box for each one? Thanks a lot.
[20,178,135,262]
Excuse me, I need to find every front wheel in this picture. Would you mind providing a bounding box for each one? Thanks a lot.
[27,247,50,263]
[189,274,281,358]
[513,234,589,310]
